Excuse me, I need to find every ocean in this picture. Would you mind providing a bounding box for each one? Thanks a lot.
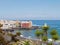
[14,20,60,39]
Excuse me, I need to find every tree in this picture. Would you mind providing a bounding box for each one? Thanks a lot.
[50,29,57,35]
[52,35,59,41]
[16,32,21,36]
[42,36,48,45]
[50,29,59,45]
[35,29,42,39]
[50,29,59,41]
[41,23,49,45]
[42,36,48,42]
[35,29,43,45]
[42,23,49,37]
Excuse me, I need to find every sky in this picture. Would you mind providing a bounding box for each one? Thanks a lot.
[0,0,60,20]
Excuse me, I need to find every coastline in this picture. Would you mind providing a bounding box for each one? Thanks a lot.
[2,26,40,31]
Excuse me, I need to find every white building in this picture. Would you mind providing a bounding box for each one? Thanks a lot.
[0,20,20,29]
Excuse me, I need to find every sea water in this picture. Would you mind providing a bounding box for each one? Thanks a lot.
[14,20,60,39]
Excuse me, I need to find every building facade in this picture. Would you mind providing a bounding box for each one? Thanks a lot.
[0,20,20,29]
[0,20,32,29]
[21,21,32,29]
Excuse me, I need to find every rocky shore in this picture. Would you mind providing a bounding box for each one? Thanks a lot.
[2,26,40,32]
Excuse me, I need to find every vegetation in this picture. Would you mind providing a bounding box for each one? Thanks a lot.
[42,36,48,42]
[0,23,7,45]
[0,24,7,45]
[0,29,3,33]
[47,42,53,45]
[34,24,59,45]
[52,35,59,41]
[0,23,3,33]
[35,29,41,38]
[16,31,21,36]
[0,23,59,45]
[42,24,49,45]
[24,40,30,45]
[50,29,59,41]
[0,33,7,45]
[50,29,57,35]
[0,23,3,28]
[42,23,49,36]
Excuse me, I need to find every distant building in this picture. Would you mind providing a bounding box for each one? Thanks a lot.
[0,20,20,29]
[0,20,32,29]
[21,21,32,29]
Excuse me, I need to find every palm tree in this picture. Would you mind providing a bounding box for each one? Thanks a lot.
[41,23,49,45]
[35,29,43,45]
[50,29,59,45]
[42,23,49,37]
[42,36,48,45]
[35,29,42,39]
[52,35,59,41]
[42,36,48,42]
[52,35,59,45]
[50,29,57,35]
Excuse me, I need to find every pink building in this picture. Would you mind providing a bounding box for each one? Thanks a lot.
[21,21,32,28]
